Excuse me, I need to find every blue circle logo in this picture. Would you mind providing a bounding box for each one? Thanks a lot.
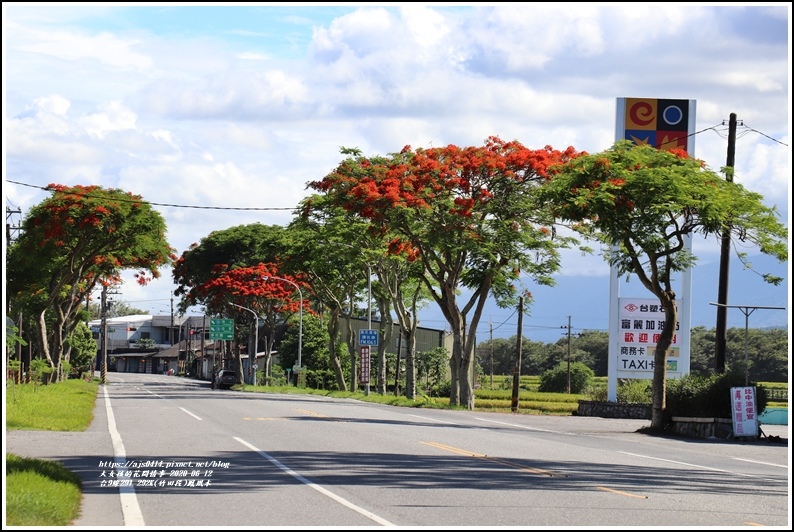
[662,105,684,126]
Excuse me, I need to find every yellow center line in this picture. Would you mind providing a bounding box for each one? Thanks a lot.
[596,486,648,499]
[420,441,564,477]
[292,408,343,421]
[293,408,331,418]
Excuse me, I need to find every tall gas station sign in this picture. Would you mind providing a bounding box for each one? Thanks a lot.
[606,98,695,401]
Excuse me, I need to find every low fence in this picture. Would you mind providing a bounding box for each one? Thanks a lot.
[765,388,788,402]
[576,400,650,419]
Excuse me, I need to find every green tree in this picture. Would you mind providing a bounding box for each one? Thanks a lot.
[571,331,609,376]
[6,184,173,381]
[172,224,297,382]
[277,313,334,379]
[286,199,376,392]
[724,327,788,383]
[416,347,450,392]
[66,321,97,375]
[540,140,788,428]
[310,137,583,409]
[172,223,290,313]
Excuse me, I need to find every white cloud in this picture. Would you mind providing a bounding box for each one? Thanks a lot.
[79,101,138,139]
[17,29,152,69]
[31,94,71,115]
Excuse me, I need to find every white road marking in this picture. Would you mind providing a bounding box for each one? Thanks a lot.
[103,386,146,526]
[234,437,394,526]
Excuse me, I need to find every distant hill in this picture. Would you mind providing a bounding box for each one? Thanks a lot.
[419,252,789,343]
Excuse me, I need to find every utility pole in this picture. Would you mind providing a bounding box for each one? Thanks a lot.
[489,320,494,389]
[100,284,108,385]
[715,113,739,373]
[365,263,372,396]
[510,296,524,412]
[6,206,22,244]
[563,316,572,394]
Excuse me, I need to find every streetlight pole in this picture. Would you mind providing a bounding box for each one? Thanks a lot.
[364,262,372,396]
[228,302,258,385]
[263,276,303,383]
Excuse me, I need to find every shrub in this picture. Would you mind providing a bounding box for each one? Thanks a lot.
[539,362,594,394]
[29,359,56,384]
[664,371,768,425]
[584,379,652,403]
[429,380,451,397]
[259,366,287,387]
[304,369,337,390]
[618,379,652,403]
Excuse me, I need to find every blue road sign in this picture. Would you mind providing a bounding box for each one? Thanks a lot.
[359,329,379,346]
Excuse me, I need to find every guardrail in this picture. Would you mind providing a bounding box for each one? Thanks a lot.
[765,388,788,402]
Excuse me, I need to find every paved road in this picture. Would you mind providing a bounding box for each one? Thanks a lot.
[5,373,790,527]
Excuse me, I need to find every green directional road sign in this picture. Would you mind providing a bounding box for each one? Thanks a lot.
[209,318,234,340]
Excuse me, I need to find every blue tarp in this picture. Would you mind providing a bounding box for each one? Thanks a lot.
[758,408,788,426]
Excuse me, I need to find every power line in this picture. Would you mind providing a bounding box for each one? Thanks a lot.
[743,125,788,146]
[5,120,788,213]
[708,122,788,146]
[5,180,298,211]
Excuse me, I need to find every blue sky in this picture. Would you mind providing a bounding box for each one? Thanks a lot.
[3,3,791,342]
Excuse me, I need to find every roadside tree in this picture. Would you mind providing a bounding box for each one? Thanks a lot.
[6,184,173,380]
[539,140,788,428]
[310,137,583,409]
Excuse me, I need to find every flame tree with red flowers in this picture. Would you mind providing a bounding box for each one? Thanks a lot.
[309,137,583,409]
[202,263,308,384]
[288,190,431,395]
[540,140,788,429]
[6,184,174,381]
[172,224,307,383]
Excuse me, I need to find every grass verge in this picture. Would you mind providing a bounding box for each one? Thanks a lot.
[6,378,99,431]
[5,453,82,526]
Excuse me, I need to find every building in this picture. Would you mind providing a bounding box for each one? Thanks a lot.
[87,314,452,380]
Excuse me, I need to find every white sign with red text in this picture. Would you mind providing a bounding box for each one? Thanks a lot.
[617,297,684,379]
[730,386,759,438]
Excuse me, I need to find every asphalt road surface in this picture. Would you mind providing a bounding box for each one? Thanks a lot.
[5,372,790,528]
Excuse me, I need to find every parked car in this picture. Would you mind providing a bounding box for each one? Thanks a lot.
[212,369,238,390]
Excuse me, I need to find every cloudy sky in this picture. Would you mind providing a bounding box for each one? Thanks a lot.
[3,3,791,342]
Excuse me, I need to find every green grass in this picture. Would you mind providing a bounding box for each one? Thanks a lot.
[6,378,99,431]
[5,378,99,526]
[241,383,585,415]
[5,453,82,526]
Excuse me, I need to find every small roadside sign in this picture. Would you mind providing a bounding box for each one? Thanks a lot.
[359,329,378,346]
[360,346,370,384]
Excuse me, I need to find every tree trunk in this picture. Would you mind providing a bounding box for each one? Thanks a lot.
[346,318,357,393]
[326,310,347,391]
[403,327,417,400]
[650,292,678,429]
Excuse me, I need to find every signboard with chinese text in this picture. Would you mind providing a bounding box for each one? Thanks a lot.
[607,98,695,401]
[360,346,370,385]
[209,318,234,340]
[358,329,379,346]
[617,297,685,379]
[730,386,759,438]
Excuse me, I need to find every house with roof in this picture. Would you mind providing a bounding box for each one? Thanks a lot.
[87,314,453,381]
